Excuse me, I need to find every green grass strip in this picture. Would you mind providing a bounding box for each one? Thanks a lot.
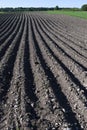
[47,10,87,19]
[0,12,5,14]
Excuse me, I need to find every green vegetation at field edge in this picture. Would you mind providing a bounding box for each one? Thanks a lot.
[0,12,4,14]
[47,10,87,19]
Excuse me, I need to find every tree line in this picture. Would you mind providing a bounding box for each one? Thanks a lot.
[0,4,87,12]
[0,7,59,12]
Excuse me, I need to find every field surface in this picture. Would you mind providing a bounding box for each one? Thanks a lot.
[0,13,87,130]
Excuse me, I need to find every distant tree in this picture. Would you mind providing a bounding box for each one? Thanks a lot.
[55,6,59,10]
[81,4,87,11]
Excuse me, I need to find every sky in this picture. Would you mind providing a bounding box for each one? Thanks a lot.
[0,0,87,8]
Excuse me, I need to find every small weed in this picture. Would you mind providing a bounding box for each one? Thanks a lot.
[16,127,20,130]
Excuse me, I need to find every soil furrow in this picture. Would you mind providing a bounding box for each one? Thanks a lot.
[0,15,25,123]
[0,14,22,44]
[32,16,87,102]
[29,17,74,130]
[36,15,87,61]
[0,15,22,61]
[24,17,39,130]
[33,15,87,74]
[0,15,19,38]
[40,15,87,54]
[0,14,14,32]
[0,15,27,130]
[41,14,87,47]
[0,13,87,130]
[30,17,84,130]
[30,14,87,129]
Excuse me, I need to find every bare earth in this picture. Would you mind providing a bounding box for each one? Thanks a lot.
[0,13,87,130]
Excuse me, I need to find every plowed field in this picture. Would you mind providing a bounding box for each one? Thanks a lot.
[0,13,87,130]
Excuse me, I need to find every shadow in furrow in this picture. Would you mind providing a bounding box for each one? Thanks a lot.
[33,19,87,103]
[23,18,38,129]
[30,19,83,130]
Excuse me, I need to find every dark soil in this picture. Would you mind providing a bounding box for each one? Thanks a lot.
[0,13,87,130]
